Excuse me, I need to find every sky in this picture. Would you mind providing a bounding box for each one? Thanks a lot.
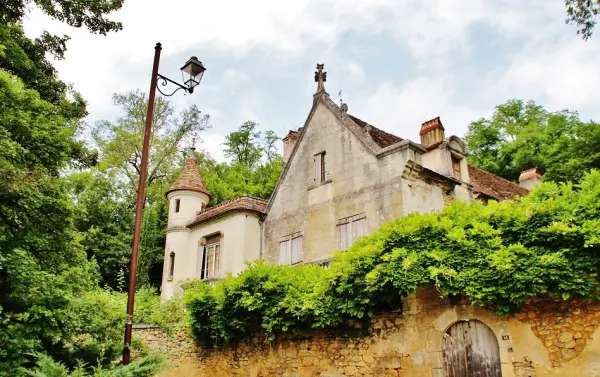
[22,0,600,161]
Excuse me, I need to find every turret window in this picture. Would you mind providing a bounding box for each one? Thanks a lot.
[168,251,175,280]
[174,198,181,213]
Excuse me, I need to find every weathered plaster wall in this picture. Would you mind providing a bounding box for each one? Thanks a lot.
[137,288,600,377]
[162,212,262,300]
[264,103,451,265]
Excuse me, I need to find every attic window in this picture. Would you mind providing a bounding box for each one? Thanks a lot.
[451,156,462,180]
[315,151,327,183]
[174,199,181,213]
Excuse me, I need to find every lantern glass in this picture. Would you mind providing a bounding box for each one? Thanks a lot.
[180,56,206,91]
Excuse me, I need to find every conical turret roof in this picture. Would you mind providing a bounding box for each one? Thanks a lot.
[165,155,211,200]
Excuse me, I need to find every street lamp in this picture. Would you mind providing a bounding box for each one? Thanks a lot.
[122,42,206,365]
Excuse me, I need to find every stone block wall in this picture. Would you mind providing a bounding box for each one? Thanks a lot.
[135,288,600,377]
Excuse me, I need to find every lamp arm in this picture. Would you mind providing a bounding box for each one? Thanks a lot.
[156,74,191,96]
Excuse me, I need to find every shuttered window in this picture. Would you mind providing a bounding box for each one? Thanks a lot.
[279,233,303,265]
[314,151,327,184]
[452,156,462,180]
[337,214,367,250]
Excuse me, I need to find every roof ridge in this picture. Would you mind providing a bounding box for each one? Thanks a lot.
[205,195,267,212]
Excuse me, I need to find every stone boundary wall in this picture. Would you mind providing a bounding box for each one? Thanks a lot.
[134,288,600,377]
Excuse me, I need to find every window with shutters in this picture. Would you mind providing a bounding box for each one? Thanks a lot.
[451,156,462,180]
[337,214,367,250]
[279,233,303,265]
[198,233,222,280]
[168,251,175,280]
[314,151,327,184]
[174,198,181,213]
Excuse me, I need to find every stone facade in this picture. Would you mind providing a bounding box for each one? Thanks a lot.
[136,288,600,377]
[263,93,473,266]
[160,65,538,300]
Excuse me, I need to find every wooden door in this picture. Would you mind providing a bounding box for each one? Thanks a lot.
[442,320,502,377]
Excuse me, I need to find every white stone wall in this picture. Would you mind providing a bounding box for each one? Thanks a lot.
[161,211,263,300]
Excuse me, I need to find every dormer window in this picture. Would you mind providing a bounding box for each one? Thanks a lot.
[315,151,327,183]
[451,156,462,180]
[174,198,181,213]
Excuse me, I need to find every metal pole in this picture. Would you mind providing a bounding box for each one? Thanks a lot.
[122,42,162,365]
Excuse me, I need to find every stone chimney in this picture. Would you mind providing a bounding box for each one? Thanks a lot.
[420,117,445,149]
[519,168,543,190]
[282,129,301,165]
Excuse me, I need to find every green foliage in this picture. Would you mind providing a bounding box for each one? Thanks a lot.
[23,353,166,377]
[466,99,600,183]
[132,288,186,335]
[198,121,283,206]
[2,0,124,36]
[186,171,600,345]
[565,0,600,40]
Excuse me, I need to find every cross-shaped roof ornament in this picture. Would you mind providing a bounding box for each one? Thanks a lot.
[314,63,327,94]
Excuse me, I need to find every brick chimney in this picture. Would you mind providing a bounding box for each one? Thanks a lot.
[282,129,301,165]
[519,168,543,190]
[420,117,445,149]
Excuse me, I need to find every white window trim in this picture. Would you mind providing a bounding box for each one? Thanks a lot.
[337,214,367,250]
[279,232,303,265]
[200,241,221,280]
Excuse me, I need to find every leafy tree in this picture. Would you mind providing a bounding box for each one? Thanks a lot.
[565,0,600,39]
[196,122,282,206]
[92,90,210,201]
[223,121,263,168]
[69,171,133,290]
[0,69,107,374]
[465,99,600,183]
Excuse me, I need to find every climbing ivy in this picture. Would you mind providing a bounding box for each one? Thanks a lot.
[185,171,600,346]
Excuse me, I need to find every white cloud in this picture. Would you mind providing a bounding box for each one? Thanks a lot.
[354,77,480,142]
[20,0,600,161]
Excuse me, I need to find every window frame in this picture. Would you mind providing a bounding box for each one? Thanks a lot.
[336,214,367,250]
[168,251,175,280]
[279,232,303,265]
[451,155,462,180]
[314,151,327,184]
[201,241,221,280]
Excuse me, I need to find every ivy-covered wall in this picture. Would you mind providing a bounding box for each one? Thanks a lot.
[139,287,600,377]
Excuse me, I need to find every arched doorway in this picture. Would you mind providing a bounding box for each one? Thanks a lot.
[442,320,502,377]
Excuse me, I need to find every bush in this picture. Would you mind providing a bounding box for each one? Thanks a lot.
[186,171,600,345]
[23,353,166,377]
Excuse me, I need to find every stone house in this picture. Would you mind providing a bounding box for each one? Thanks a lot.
[160,64,538,300]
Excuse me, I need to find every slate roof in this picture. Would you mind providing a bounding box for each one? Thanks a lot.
[347,114,403,148]
[187,196,267,228]
[468,165,529,201]
[166,156,211,199]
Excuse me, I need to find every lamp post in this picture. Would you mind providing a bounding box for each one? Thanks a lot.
[122,42,206,365]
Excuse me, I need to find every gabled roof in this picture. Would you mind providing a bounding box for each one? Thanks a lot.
[468,165,529,201]
[166,156,211,199]
[187,196,267,228]
[347,114,403,148]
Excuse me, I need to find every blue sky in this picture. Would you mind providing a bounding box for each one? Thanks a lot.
[23,0,600,161]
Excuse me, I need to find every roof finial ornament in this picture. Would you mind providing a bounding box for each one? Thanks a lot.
[190,136,197,153]
[314,63,327,94]
[338,89,348,112]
